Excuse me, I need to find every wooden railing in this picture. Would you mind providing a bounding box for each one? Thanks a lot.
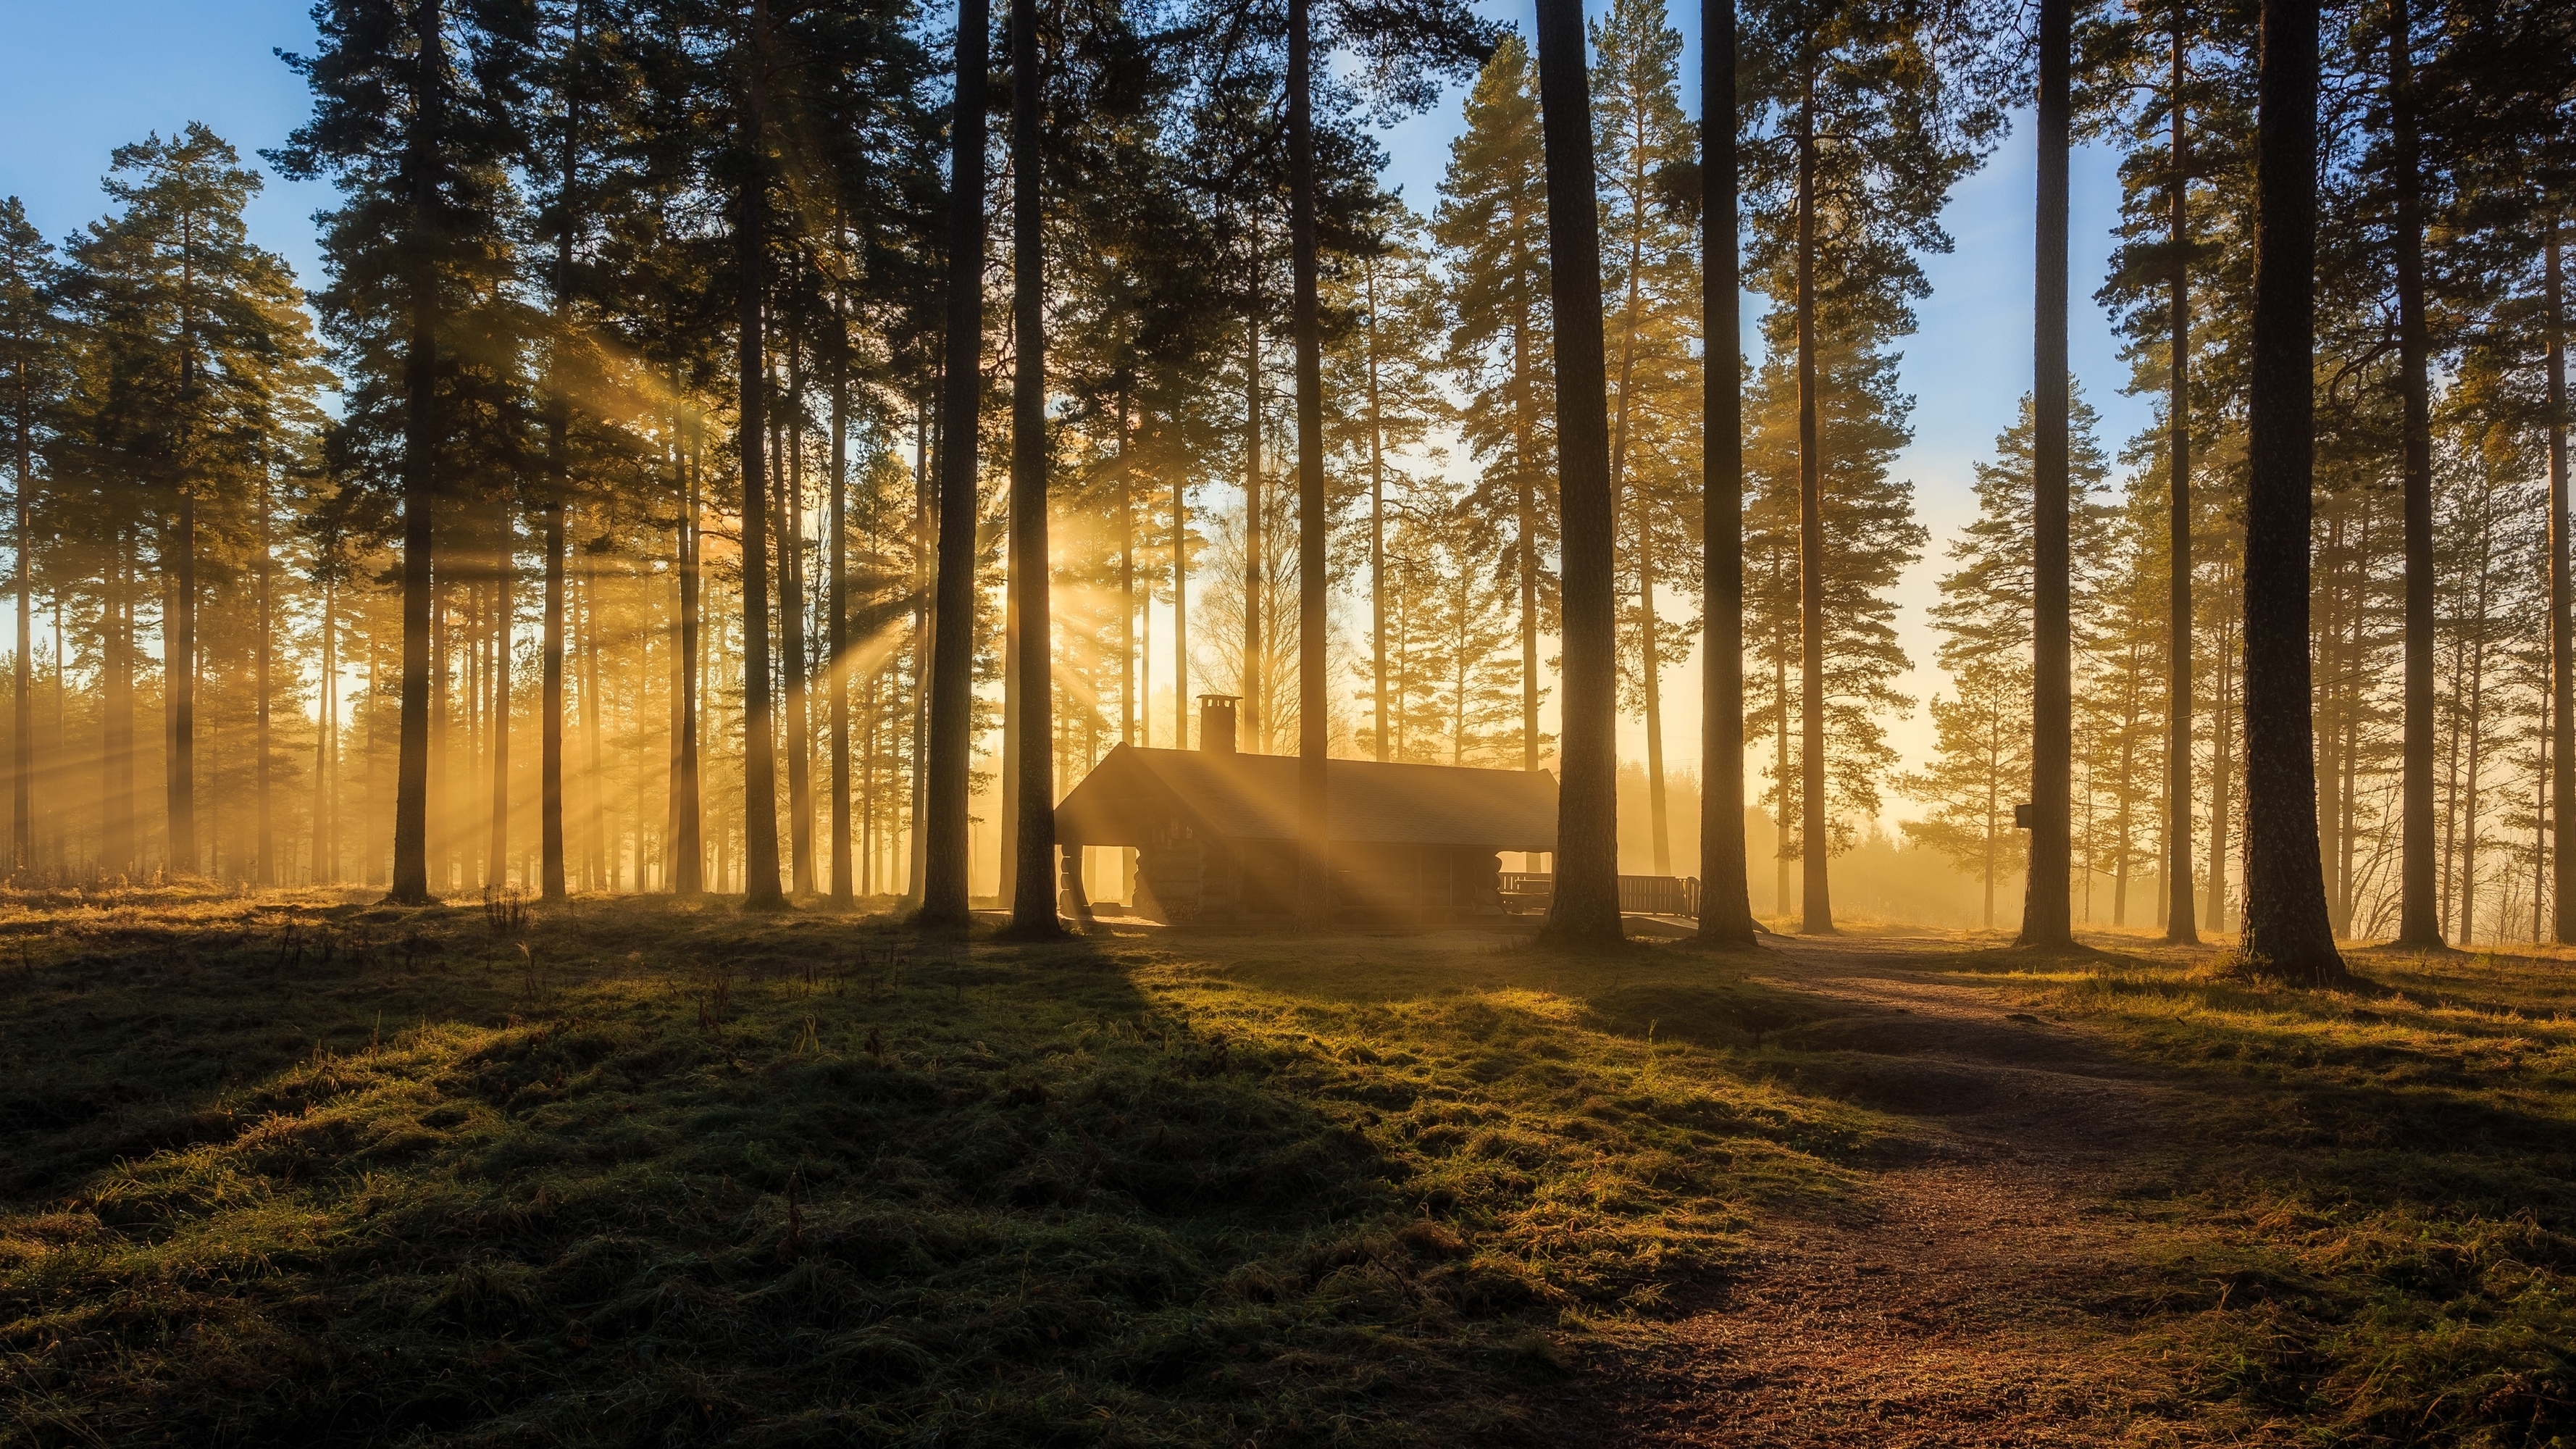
[1500,873,1700,917]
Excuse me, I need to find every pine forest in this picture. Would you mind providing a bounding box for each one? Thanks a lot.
[2,0,2574,1440]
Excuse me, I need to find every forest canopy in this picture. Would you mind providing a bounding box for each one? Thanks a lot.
[0,0,2566,950]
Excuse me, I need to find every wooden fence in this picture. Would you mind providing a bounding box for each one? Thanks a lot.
[1500,873,1701,917]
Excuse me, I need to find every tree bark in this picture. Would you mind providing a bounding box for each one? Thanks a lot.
[908,405,930,901]
[103,535,128,879]
[2163,6,2198,943]
[1366,259,1388,762]
[1532,0,1622,945]
[2238,0,2342,981]
[256,467,273,885]
[2020,0,2073,946]
[10,344,28,874]
[388,0,443,904]
[783,338,813,897]
[540,480,566,896]
[540,0,580,901]
[736,0,784,909]
[170,222,198,878]
[1005,0,1063,940]
[1289,0,1329,925]
[314,582,335,881]
[488,498,511,889]
[2207,564,2235,928]
[581,540,606,886]
[2459,582,2488,944]
[430,582,448,887]
[1795,57,1831,933]
[2551,218,2572,942]
[674,417,703,892]
[1174,465,1189,750]
[2393,0,2441,947]
[919,0,988,927]
[1245,302,1263,750]
[1118,390,1135,752]
[1517,316,1538,776]
[1605,139,1660,875]
[830,296,853,904]
[1694,0,1757,947]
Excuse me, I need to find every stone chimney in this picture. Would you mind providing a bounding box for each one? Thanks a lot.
[1197,695,1239,754]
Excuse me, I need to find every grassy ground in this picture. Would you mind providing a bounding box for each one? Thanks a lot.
[1999,931,2576,1445]
[6,893,2575,1445]
[0,889,1868,1447]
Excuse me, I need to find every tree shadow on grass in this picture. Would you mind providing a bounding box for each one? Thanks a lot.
[0,898,1604,1448]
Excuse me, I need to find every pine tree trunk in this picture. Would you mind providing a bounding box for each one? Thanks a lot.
[541,493,566,897]
[2317,514,2343,920]
[2546,219,2570,941]
[1794,59,1831,933]
[582,547,605,887]
[103,533,131,879]
[256,471,273,886]
[920,0,989,928]
[1366,262,1389,762]
[1000,459,1019,903]
[2163,9,2196,943]
[1288,0,1329,924]
[12,369,29,875]
[1532,0,1622,945]
[2337,572,2362,926]
[465,581,482,881]
[314,584,335,881]
[783,343,814,898]
[2461,625,2486,945]
[1244,306,1263,750]
[1639,498,1669,877]
[2393,0,2441,947]
[431,584,448,888]
[737,0,783,910]
[2021,0,2073,946]
[1517,312,1538,777]
[51,600,63,877]
[1983,737,1997,930]
[2442,631,2461,932]
[1776,571,1791,916]
[1695,0,1757,946]
[2237,0,2342,981]
[862,675,877,895]
[2208,569,2235,928]
[1606,178,1665,878]
[389,0,443,904]
[830,304,853,904]
[908,406,931,902]
[169,219,198,880]
[1005,0,1063,940]
[666,469,684,888]
[541,3,580,901]
[383,0,440,897]
[674,421,701,892]
[1174,468,1189,750]
[1118,391,1136,753]
[490,506,511,890]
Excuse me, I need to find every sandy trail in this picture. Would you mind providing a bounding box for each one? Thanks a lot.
[1559,933,2209,1447]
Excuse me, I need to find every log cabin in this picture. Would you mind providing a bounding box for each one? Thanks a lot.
[1053,696,1557,924]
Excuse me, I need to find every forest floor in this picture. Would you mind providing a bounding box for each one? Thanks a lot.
[1,888,2572,1446]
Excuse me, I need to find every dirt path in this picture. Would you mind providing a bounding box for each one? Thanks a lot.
[1560,933,2209,1447]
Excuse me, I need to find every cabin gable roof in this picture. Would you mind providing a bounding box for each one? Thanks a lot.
[1056,745,1557,851]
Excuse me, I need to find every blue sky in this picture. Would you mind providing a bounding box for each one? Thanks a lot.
[0,0,2158,817]
[0,1,333,288]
